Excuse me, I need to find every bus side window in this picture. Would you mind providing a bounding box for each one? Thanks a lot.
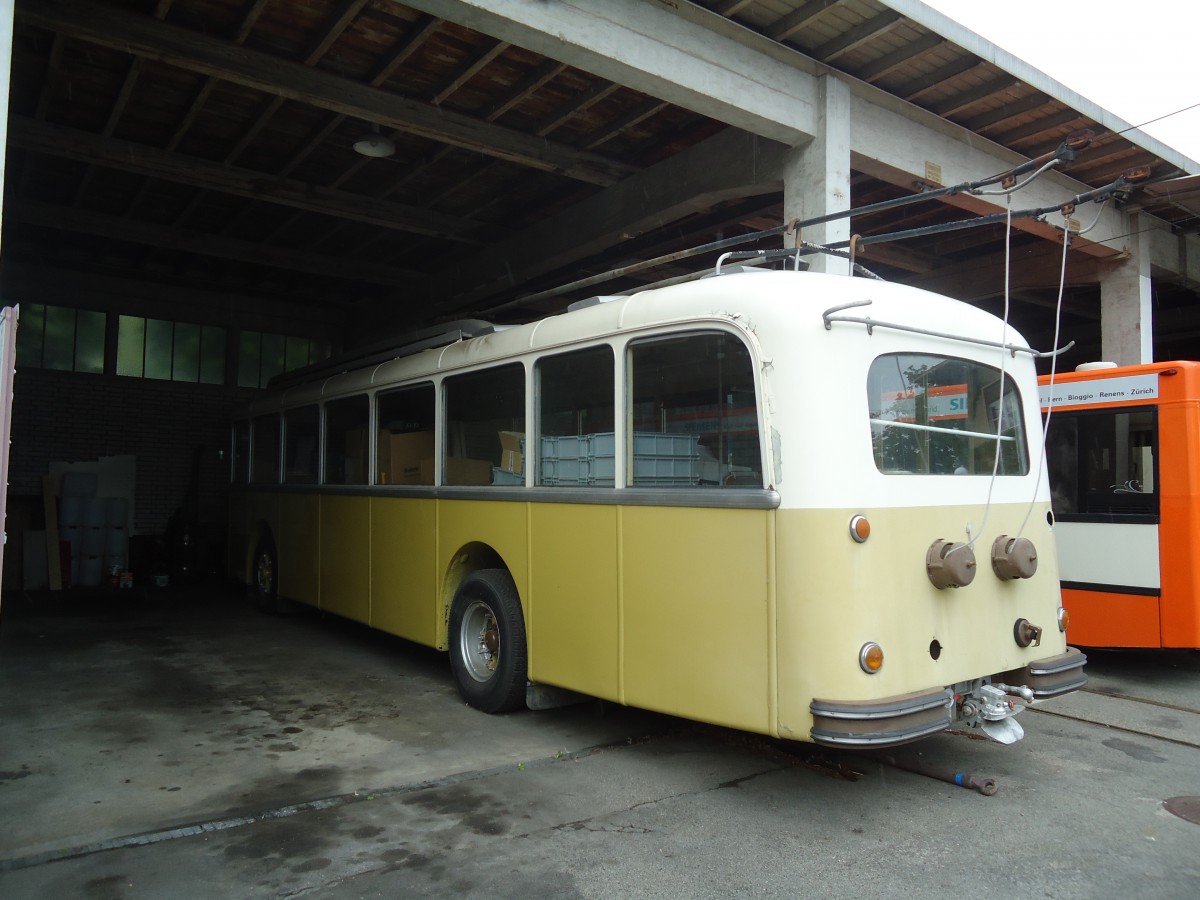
[1049,408,1157,518]
[536,346,615,487]
[250,413,279,484]
[444,364,525,486]
[1044,415,1080,515]
[284,405,320,484]
[627,332,762,488]
[324,394,369,485]
[376,383,436,485]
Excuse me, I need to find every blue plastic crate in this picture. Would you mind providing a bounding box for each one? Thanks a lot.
[491,467,524,485]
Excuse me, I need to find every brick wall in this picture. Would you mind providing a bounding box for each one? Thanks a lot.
[8,368,258,537]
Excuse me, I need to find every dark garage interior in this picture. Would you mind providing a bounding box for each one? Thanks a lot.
[2,1,1198,592]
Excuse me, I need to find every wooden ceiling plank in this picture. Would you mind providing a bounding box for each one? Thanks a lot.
[305,0,371,66]
[855,31,944,83]
[223,95,285,165]
[103,57,145,137]
[368,14,442,86]
[9,117,481,241]
[485,58,566,122]
[278,114,348,178]
[431,39,510,106]
[766,0,842,43]
[928,74,1021,118]
[585,99,669,150]
[959,91,1051,134]
[343,58,570,258]
[812,10,903,63]
[33,32,64,122]
[994,108,1083,146]
[19,0,633,186]
[224,0,368,168]
[715,0,756,16]
[897,56,981,102]
[264,13,447,217]
[232,0,271,43]
[532,81,622,137]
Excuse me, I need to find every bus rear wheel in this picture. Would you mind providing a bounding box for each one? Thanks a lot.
[449,569,527,714]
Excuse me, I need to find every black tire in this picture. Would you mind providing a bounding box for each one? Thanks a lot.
[252,541,282,614]
[448,568,528,713]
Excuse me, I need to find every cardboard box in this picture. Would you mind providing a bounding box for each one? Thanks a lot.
[420,456,493,485]
[385,431,435,485]
[498,431,525,474]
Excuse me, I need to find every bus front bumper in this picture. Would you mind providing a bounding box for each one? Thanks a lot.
[809,688,953,748]
[1000,646,1088,699]
[809,648,1088,749]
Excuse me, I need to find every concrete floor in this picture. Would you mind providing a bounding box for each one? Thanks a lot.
[1,584,1198,899]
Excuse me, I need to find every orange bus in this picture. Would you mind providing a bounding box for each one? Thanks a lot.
[1040,360,1200,648]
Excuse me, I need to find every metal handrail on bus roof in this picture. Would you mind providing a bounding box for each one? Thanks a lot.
[822,299,1075,359]
[267,319,496,390]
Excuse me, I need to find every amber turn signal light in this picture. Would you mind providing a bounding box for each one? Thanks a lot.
[849,515,871,543]
[859,642,884,674]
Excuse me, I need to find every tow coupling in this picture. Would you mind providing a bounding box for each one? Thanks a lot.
[956,682,1035,744]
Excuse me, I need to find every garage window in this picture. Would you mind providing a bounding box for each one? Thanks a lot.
[117,316,225,384]
[15,303,105,374]
[239,331,331,389]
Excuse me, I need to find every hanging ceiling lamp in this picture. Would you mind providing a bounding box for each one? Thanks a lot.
[353,125,395,158]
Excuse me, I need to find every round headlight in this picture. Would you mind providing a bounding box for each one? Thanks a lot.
[1057,606,1070,633]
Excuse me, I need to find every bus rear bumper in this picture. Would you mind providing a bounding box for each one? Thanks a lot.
[1000,646,1088,699]
[809,688,953,748]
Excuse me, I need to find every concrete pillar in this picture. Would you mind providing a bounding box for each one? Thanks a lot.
[1099,212,1153,365]
[781,74,851,276]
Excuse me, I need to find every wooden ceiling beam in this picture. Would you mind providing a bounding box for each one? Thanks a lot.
[9,117,481,241]
[20,0,633,186]
[6,199,424,288]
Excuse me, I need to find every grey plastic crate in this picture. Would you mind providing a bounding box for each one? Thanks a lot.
[633,433,698,457]
[539,431,696,486]
[633,432,697,485]
[541,433,604,485]
[632,456,697,483]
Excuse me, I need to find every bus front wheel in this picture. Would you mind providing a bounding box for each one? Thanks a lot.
[448,569,528,714]
[253,542,281,613]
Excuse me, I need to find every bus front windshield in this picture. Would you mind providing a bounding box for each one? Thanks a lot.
[867,353,1029,476]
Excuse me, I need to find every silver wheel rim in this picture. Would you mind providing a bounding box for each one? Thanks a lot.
[458,598,500,683]
[256,552,274,596]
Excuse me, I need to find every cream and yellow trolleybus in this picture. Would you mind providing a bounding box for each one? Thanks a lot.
[229,267,1086,749]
